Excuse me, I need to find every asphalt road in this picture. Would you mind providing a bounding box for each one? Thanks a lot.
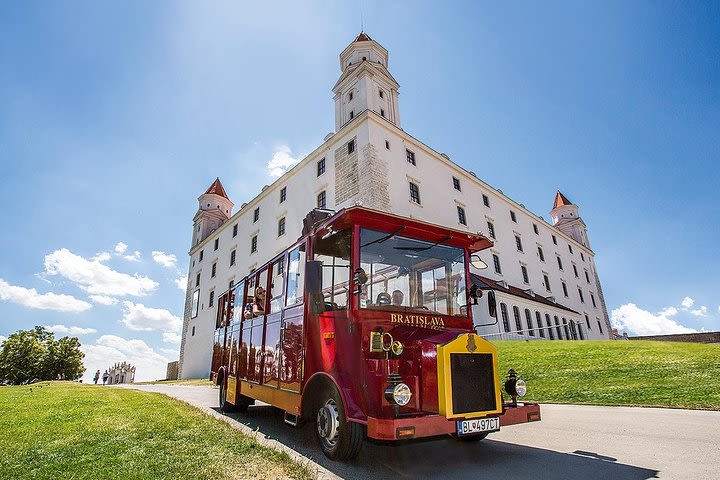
[125,384,719,480]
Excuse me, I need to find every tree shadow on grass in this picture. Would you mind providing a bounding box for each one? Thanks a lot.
[216,405,659,480]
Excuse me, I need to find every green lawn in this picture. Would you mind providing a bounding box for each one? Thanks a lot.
[0,382,312,480]
[494,340,720,409]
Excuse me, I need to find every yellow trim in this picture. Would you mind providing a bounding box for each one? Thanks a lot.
[437,333,503,419]
[239,379,302,415]
[227,376,237,404]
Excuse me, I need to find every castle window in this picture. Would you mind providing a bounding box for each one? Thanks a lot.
[230,249,236,266]
[317,190,326,209]
[195,273,200,287]
[597,319,603,333]
[280,187,287,203]
[562,281,568,297]
[557,256,563,270]
[191,290,199,319]
[253,207,259,222]
[482,194,490,207]
[538,246,545,262]
[536,311,545,337]
[380,108,385,117]
[525,309,535,336]
[513,306,523,333]
[546,313,554,340]
[379,89,384,98]
[568,244,574,254]
[515,235,523,252]
[487,221,495,239]
[409,182,421,204]
[232,224,238,238]
[544,274,551,291]
[349,110,354,119]
[585,270,590,283]
[493,254,502,274]
[591,293,596,308]
[348,91,353,101]
[521,265,529,284]
[229,279,234,290]
[581,252,585,261]
[552,235,557,245]
[573,264,578,277]
[348,139,355,154]
[199,250,204,262]
[191,326,196,336]
[317,158,325,176]
[278,217,286,237]
[452,177,461,191]
[510,210,517,223]
[500,303,510,332]
[406,149,416,166]
[251,235,258,253]
[578,288,585,303]
[211,262,217,278]
[385,140,390,150]
[457,206,466,225]
[209,290,214,307]
[214,238,219,251]
[585,314,591,329]
[533,224,539,235]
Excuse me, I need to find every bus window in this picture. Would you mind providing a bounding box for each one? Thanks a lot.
[285,244,306,306]
[253,268,268,317]
[269,257,285,314]
[232,281,245,324]
[359,228,468,317]
[314,229,351,310]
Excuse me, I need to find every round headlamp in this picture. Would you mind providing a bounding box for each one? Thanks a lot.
[385,382,412,406]
[391,340,404,356]
[504,377,527,397]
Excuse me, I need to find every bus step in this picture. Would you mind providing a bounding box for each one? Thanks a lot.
[284,411,300,427]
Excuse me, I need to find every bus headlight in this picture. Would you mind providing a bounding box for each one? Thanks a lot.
[391,340,404,356]
[504,369,527,397]
[385,382,412,406]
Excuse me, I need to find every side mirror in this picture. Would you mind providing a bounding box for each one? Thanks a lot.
[488,290,497,318]
[470,255,488,270]
[469,283,482,305]
[305,260,325,315]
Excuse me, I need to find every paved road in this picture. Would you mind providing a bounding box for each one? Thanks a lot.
[125,384,719,479]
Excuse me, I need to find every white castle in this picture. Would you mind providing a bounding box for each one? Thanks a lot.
[107,361,136,385]
[178,33,611,379]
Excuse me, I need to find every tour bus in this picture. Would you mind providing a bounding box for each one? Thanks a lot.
[211,206,540,460]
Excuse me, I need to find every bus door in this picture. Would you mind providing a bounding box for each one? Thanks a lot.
[225,282,243,404]
[239,275,256,381]
[262,255,286,388]
[279,243,306,392]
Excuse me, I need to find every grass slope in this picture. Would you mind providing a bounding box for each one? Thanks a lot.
[0,382,312,480]
[494,340,720,410]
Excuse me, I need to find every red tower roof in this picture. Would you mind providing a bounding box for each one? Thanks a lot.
[204,178,229,199]
[354,32,372,42]
[553,191,573,209]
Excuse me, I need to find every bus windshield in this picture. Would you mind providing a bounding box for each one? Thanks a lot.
[359,228,469,317]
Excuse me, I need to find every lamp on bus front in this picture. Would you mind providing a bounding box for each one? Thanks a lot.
[385,383,412,406]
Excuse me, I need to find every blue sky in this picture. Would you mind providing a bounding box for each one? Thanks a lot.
[0,2,718,380]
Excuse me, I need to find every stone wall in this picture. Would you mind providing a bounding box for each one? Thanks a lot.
[628,332,720,343]
[334,136,359,205]
[358,142,390,211]
[166,361,179,380]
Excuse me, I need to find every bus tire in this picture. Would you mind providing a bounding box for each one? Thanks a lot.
[218,375,236,413]
[456,432,490,442]
[315,386,363,461]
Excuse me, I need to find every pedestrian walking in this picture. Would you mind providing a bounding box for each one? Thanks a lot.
[93,370,100,385]
[102,370,109,385]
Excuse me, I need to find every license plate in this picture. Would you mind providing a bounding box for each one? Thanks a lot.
[457,417,500,436]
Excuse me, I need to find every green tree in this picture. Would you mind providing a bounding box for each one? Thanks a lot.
[0,326,85,384]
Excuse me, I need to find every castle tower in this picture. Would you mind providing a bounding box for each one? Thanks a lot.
[550,191,589,248]
[332,32,401,131]
[192,178,233,247]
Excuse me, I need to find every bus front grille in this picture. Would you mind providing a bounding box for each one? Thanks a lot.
[450,353,497,414]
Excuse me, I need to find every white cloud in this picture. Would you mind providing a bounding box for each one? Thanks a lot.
[0,278,92,313]
[267,145,299,177]
[160,347,179,357]
[89,294,119,305]
[174,275,188,291]
[114,242,128,254]
[44,248,157,297]
[123,251,141,262]
[151,251,177,268]
[681,297,694,309]
[0,335,7,344]
[92,252,112,262]
[611,303,697,336]
[121,301,182,344]
[45,324,97,335]
[690,306,709,317]
[659,306,678,317]
[81,335,170,383]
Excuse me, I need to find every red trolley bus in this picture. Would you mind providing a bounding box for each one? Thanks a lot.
[211,206,540,460]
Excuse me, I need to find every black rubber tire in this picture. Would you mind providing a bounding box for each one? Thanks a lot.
[456,432,490,442]
[315,386,364,461]
[218,376,237,413]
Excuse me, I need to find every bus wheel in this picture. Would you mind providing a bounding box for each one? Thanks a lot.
[315,387,363,461]
[218,377,236,413]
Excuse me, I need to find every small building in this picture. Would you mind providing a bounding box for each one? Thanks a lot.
[107,361,135,384]
[166,361,179,380]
